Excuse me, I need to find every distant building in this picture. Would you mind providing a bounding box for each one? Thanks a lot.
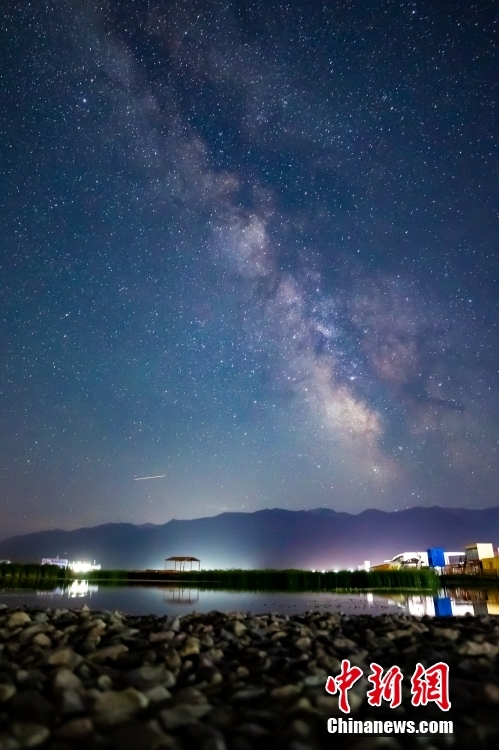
[41,557,69,568]
[380,551,429,569]
[40,558,101,572]
[465,543,494,561]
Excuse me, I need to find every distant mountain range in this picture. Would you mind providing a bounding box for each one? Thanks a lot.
[1,506,498,570]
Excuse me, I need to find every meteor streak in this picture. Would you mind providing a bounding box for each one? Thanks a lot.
[133,475,166,481]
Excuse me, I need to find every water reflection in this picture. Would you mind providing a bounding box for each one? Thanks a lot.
[2,583,499,617]
[163,587,200,605]
[385,588,499,616]
[35,580,99,599]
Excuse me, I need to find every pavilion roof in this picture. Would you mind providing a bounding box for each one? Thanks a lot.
[165,556,200,562]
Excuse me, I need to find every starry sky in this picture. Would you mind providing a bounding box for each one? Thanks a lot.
[1,0,498,539]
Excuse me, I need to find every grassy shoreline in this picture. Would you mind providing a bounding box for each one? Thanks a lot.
[0,564,438,590]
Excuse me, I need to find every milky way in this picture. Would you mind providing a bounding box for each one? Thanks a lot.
[1,0,498,537]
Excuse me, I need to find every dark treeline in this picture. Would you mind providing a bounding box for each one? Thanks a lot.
[0,563,72,581]
[86,567,438,590]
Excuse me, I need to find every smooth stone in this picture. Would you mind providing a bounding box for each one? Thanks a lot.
[94,688,149,725]
[145,685,172,703]
[318,690,362,716]
[33,612,49,622]
[0,739,20,750]
[482,682,499,704]
[18,625,46,644]
[15,670,45,689]
[160,703,212,730]
[32,633,51,648]
[270,684,301,699]
[97,674,113,691]
[385,629,413,641]
[47,648,82,670]
[0,684,16,703]
[432,627,460,641]
[127,664,166,691]
[232,621,247,637]
[149,631,174,643]
[295,637,311,651]
[290,719,311,738]
[55,717,93,739]
[271,631,287,641]
[88,643,129,663]
[458,640,498,657]
[174,687,207,705]
[53,668,82,691]
[332,636,357,651]
[7,612,31,629]
[303,674,327,687]
[163,650,181,671]
[12,723,50,747]
[180,637,200,657]
[60,689,86,715]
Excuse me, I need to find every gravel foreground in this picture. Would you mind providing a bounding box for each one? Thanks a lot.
[1,604,499,750]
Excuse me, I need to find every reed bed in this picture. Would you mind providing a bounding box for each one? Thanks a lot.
[0,564,439,590]
[85,567,438,590]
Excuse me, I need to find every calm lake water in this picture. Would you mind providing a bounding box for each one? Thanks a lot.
[1,582,497,617]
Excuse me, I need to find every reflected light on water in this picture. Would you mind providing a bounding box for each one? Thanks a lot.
[386,591,485,616]
[36,580,99,598]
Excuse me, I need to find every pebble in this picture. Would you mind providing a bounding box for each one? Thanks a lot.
[295,637,311,651]
[0,685,16,703]
[94,687,149,725]
[59,688,86,715]
[52,668,82,691]
[32,633,51,648]
[88,643,129,662]
[0,605,498,748]
[180,636,200,656]
[232,621,247,637]
[7,612,31,629]
[127,664,167,690]
[54,717,93,740]
[482,682,499,704]
[11,723,49,747]
[270,684,301,699]
[145,685,172,703]
[47,647,81,669]
[457,640,499,657]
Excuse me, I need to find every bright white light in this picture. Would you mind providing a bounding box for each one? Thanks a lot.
[69,561,101,573]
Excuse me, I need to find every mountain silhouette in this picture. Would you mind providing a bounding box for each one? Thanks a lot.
[0,506,497,570]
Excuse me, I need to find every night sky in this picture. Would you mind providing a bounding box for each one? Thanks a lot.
[1,0,498,540]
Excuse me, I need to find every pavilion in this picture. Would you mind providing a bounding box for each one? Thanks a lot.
[165,556,201,572]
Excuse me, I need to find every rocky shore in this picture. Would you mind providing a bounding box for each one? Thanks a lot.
[1,604,499,750]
